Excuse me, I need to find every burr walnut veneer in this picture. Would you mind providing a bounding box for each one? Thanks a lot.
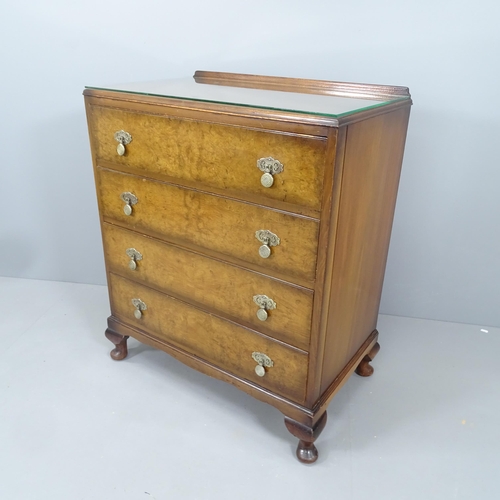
[84,71,411,463]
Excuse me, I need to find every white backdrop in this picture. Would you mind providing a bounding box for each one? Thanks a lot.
[1,0,499,327]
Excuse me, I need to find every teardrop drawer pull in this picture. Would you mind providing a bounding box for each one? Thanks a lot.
[125,248,143,270]
[114,130,132,156]
[253,295,277,321]
[252,352,274,377]
[131,298,147,319]
[120,192,138,216]
[257,157,283,188]
[255,229,280,259]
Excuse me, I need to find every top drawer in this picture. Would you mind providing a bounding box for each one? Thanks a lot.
[87,105,327,212]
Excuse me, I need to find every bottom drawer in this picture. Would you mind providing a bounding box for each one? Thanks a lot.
[108,273,308,403]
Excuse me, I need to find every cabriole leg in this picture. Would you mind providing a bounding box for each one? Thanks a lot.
[355,342,380,377]
[284,411,327,464]
[105,329,129,361]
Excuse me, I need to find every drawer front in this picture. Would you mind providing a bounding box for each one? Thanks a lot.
[109,273,308,403]
[103,223,313,351]
[89,105,327,211]
[97,168,319,283]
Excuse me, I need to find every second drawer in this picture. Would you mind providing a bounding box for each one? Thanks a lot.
[102,223,313,351]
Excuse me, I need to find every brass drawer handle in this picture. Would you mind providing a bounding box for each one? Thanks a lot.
[255,229,280,258]
[114,130,132,156]
[253,295,276,321]
[120,192,138,216]
[125,248,143,270]
[252,352,274,377]
[131,298,147,319]
[257,157,283,188]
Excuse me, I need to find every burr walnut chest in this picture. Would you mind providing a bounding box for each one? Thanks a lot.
[84,71,412,463]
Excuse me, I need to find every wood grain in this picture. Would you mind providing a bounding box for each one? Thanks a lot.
[105,317,378,428]
[89,105,327,211]
[104,329,129,360]
[313,330,379,416]
[284,411,327,463]
[84,93,333,135]
[320,106,411,394]
[84,88,412,131]
[355,342,380,377]
[305,126,347,407]
[102,223,313,350]
[97,168,320,282]
[194,70,411,100]
[108,273,309,403]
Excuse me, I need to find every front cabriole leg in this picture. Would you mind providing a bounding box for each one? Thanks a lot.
[284,411,327,464]
[105,328,129,360]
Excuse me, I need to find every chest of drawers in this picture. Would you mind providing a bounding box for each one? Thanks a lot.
[84,71,411,463]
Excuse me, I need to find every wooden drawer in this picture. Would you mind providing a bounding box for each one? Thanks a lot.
[102,223,313,351]
[109,273,308,403]
[89,105,327,212]
[97,168,319,283]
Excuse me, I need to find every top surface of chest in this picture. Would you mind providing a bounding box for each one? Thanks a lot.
[85,72,409,119]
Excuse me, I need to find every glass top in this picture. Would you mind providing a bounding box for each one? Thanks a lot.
[86,77,407,119]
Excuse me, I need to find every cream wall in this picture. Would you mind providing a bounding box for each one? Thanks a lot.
[1,0,499,326]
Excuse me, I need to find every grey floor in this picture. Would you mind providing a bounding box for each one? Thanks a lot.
[0,277,499,500]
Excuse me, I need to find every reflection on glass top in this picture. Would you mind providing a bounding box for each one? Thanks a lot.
[86,78,408,118]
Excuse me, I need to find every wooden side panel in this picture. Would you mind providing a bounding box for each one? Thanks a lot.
[102,223,313,351]
[109,273,308,403]
[320,106,411,394]
[89,105,327,211]
[97,168,320,283]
